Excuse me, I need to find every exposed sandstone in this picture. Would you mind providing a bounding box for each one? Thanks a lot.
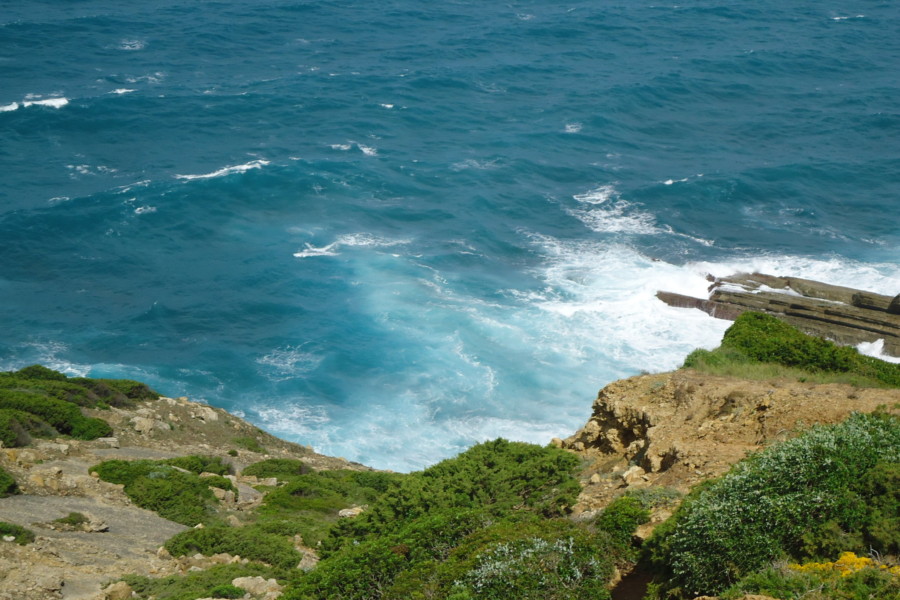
[563,370,900,516]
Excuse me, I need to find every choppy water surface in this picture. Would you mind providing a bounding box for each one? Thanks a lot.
[2,1,899,470]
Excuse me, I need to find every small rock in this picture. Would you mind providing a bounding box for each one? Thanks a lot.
[589,473,601,484]
[2,535,15,542]
[338,506,366,518]
[100,580,133,600]
[621,465,646,485]
[232,575,283,596]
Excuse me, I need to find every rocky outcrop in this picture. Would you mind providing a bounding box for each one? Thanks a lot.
[656,273,900,357]
[0,394,368,599]
[559,370,900,515]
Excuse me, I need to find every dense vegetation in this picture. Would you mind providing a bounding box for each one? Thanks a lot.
[0,365,158,446]
[683,312,900,388]
[645,411,900,599]
[283,439,642,600]
[91,457,236,526]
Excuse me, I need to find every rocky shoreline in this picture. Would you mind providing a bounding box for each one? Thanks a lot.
[656,273,900,357]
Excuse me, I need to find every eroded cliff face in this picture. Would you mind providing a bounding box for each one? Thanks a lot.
[557,370,900,516]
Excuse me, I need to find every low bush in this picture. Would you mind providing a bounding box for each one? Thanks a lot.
[164,455,232,476]
[0,408,55,447]
[0,521,35,545]
[0,390,111,440]
[242,458,314,479]
[683,312,900,388]
[54,512,89,527]
[121,563,276,600]
[0,466,19,497]
[323,439,581,557]
[164,525,301,569]
[594,496,650,552]
[721,555,900,600]
[645,412,900,597]
[91,459,223,526]
[233,435,266,453]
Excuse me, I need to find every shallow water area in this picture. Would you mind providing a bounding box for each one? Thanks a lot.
[1,1,899,470]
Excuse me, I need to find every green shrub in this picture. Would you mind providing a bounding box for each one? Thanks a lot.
[164,455,232,476]
[323,439,581,556]
[164,525,301,569]
[0,390,112,440]
[0,521,35,545]
[233,435,266,453]
[0,466,19,498]
[15,365,68,381]
[209,584,245,599]
[91,459,222,526]
[684,312,900,388]
[645,412,900,597]
[242,458,313,479]
[285,441,590,600]
[122,563,276,600]
[70,416,113,439]
[721,561,900,600]
[0,408,55,447]
[53,512,90,528]
[594,496,650,551]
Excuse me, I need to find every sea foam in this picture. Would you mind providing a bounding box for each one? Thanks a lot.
[175,160,270,180]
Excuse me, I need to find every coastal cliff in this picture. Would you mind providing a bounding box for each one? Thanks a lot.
[2,308,899,600]
[557,370,900,516]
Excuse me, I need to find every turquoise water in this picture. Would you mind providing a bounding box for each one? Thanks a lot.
[2,1,899,470]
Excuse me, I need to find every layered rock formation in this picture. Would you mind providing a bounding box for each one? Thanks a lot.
[656,273,900,357]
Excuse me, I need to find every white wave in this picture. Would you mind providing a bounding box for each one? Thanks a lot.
[330,143,352,151]
[832,15,864,21]
[380,103,394,109]
[0,102,18,112]
[523,233,900,375]
[175,159,270,180]
[257,346,323,381]
[568,185,659,234]
[22,97,68,109]
[663,177,688,185]
[451,158,500,171]
[134,206,157,215]
[125,72,164,84]
[111,88,135,95]
[564,122,582,133]
[356,142,378,156]
[293,233,410,259]
[0,341,91,378]
[119,39,145,50]
[857,340,900,364]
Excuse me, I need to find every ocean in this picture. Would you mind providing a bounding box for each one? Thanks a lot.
[2,1,899,471]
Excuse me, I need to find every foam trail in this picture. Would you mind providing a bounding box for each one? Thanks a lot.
[567,185,660,235]
[22,97,68,108]
[293,233,409,258]
[175,159,269,180]
[111,89,136,95]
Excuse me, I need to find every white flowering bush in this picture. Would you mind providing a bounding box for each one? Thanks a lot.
[646,411,900,597]
[453,535,612,600]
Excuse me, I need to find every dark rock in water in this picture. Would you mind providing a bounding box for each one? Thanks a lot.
[889,294,900,316]
[656,273,900,358]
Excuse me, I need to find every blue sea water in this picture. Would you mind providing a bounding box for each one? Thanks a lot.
[2,1,899,471]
